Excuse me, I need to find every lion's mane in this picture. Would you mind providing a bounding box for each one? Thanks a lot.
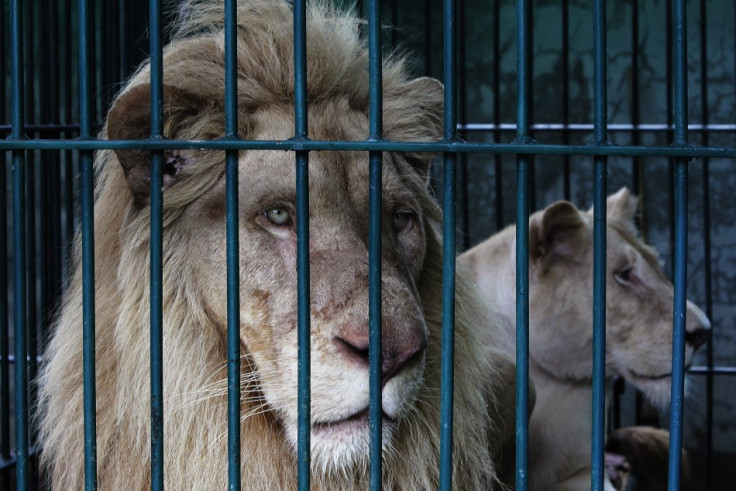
[37,1,513,488]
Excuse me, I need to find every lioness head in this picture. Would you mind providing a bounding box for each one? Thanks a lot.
[527,188,710,406]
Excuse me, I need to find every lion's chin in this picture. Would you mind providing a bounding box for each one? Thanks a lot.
[282,411,398,475]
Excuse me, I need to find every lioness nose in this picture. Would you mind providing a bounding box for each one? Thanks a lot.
[685,327,710,350]
[335,327,427,386]
[685,301,711,351]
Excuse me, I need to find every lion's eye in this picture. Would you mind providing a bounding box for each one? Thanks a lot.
[614,267,634,284]
[393,210,416,231]
[265,207,292,227]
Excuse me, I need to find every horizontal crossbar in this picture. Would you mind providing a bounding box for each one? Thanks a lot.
[1,138,734,158]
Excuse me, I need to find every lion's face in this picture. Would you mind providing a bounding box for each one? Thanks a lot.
[156,103,437,472]
[527,189,710,407]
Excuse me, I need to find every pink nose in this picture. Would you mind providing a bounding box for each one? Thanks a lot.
[335,327,427,386]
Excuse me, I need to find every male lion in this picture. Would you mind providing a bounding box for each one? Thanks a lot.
[37,1,516,489]
[460,188,710,491]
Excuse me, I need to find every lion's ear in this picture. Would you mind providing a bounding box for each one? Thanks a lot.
[106,84,208,199]
[529,201,587,264]
[384,77,444,178]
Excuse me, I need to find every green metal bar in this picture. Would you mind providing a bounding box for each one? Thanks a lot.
[439,0,458,489]
[0,155,9,491]
[1,139,734,158]
[368,161,382,489]
[78,0,98,487]
[514,155,530,491]
[515,0,532,489]
[10,0,29,489]
[367,0,383,488]
[699,2,714,488]
[224,0,241,489]
[293,1,310,489]
[668,0,689,488]
[591,0,608,489]
[149,0,164,489]
[591,160,607,491]
[12,153,28,491]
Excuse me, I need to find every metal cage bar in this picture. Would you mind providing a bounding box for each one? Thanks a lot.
[367,0,384,489]
[439,0,458,489]
[293,1,311,489]
[10,0,29,489]
[224,0,241,489]
[591,0,608,489]
[149,1,165,489]
[514,0,532,489]
[668,0,690,488]
[78,0,98,488]
[1,6,10,489]
[699,2,715,489]
[1,138,735,158]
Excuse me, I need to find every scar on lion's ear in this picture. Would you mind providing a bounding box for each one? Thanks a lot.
[383,77,444,179]
[529,201,587,264]
[106,84,205,199]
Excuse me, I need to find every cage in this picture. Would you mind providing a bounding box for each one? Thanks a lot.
[1,0,734,489]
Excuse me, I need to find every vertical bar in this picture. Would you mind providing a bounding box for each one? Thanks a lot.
[0,159,9,491]
[224,1,241,489]
[439,0,458,488]
[119,0,128,80]
[24,0,38,440]
[10,0,29,488]
[666,0,676,277]
[493,0,503,231]
[591,0,608,490]
[390,1,398,49]
[458,0,470,251]
[149,0,165,489]
[293,2,311,490]
[699,3,713,489]
[630,0,643,199]
[367,0,383,489]
[515,0,531,489]
[1,6,10,482]
[668,0,689,488]
[0,0,5,121]
[79,0,98,487]
[561,0,571,201]
[424,0,432,75]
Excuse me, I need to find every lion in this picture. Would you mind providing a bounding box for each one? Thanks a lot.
[36,1,517,489]
[460,188,711,491]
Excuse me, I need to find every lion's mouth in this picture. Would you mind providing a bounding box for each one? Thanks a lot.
[312,407,395,431]
[631,363,693,381]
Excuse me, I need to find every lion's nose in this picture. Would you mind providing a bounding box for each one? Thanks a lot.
[685,327,710,350]
[335,326,427,386]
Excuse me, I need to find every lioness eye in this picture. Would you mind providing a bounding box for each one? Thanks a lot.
[615,267,633,284]
[393,210,415,231]
[265,207,291,226]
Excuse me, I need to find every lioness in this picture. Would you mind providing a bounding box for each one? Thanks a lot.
[38,1,516,489]
[460,188,710,491]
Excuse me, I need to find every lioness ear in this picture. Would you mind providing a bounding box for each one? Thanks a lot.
[384,77,444,178]
[106,84,208,199]
[529,201,587,263]
[605,187,640,235]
